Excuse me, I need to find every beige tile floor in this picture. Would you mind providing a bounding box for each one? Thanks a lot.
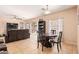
[6,33,78,54]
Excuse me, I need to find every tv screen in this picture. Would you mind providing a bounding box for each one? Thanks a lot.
[7,23,18,30]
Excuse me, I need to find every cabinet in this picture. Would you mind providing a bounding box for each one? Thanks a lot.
[38,20,46,33]
[5,29,30,43]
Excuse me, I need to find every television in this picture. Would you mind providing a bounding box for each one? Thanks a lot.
[7,23,18,31]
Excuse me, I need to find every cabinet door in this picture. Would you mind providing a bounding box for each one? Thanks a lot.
[8,30,17,42]
[17,30,23,40]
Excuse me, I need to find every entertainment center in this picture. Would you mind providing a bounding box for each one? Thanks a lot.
[5,23,30,43]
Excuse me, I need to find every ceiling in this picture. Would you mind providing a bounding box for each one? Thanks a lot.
[0,5,75,20]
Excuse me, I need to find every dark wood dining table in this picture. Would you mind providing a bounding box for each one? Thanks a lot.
[41,34,57,48]
[45,35,57,41]
[37,34,57,50]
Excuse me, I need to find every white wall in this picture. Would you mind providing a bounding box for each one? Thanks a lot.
[77,25,79,53]
[77,6,79,53]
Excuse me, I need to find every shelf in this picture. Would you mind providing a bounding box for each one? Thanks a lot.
[38,20,45,33]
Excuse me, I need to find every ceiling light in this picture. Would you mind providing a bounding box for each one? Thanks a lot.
[44,10,50,14]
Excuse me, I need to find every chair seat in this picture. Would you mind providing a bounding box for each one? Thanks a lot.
[0,41,4,43]
[0,43,7,51]
[0,39,4,43]
[0,51,8,54]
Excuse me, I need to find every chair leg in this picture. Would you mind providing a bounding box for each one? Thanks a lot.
[53,42,54,46]
[57,43,59,53]
[37,41,39,48]
[60,43,62,49]
[42,44,43,51]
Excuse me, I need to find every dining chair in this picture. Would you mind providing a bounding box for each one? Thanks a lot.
[0,39,8,54]
[37,32,53,51]
[37,31,42,48]
[50,31,62,53]
[37,31,46,51]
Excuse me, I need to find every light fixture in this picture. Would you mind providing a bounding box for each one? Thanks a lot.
[42,5,51,14]
[10,15,25,20]
[44,10,50,14]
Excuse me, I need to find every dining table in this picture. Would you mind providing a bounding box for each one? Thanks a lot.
[45,35,57,41]
[40,34,57,48]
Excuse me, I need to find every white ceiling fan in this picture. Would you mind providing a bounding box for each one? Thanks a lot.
[41,5,51,14]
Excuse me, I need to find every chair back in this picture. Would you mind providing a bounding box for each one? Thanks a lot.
[57,32,62,42]
[37,31,45,41]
